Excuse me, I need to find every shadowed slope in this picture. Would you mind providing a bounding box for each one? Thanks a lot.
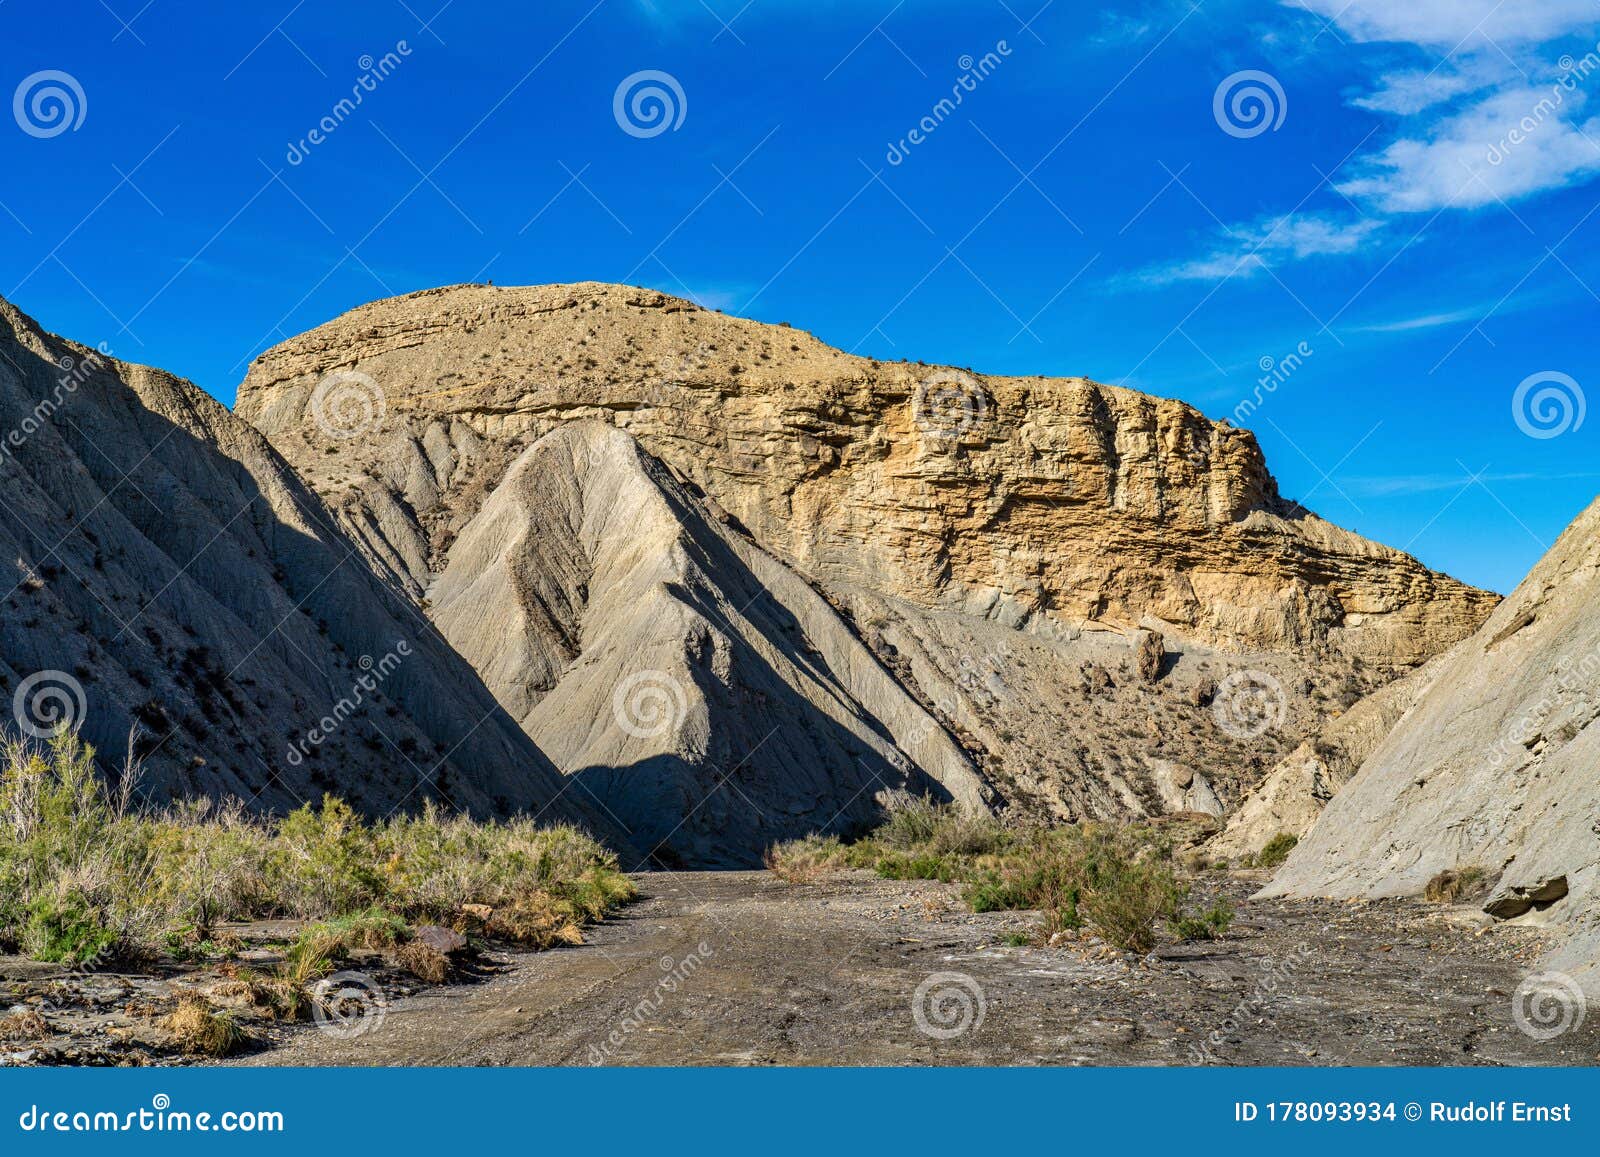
[430,421,989,864]
[0,295,620,844]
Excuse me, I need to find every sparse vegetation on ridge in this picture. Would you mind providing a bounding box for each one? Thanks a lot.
[765,794,1231,953]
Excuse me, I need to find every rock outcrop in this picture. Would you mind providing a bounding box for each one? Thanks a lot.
[237,283,1492,664]
[429,419,988,863]
[1209,650,1454,858]
[233,282,1497,850]
[0,294,619,844]
[1265,498,1600,993]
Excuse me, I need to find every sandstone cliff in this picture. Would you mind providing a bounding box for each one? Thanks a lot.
[234,282,1497,847]
[238,283,1491,664]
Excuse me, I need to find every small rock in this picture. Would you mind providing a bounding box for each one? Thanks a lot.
[413,926,469,956]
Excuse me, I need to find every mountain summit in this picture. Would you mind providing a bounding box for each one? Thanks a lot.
[233,282,1496,859]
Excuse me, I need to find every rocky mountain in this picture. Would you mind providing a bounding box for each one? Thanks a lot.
[1209,649,1455,858]
[428,419,988,862]
[0,294,621,846]
[1266,498,1600,994]
[234,282,1498,856]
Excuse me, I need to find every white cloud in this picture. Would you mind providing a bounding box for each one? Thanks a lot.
[1338,86,1600,212]
[1349,305,1488,333]
[1124,2,1600,287]
[1137,213,1382,284]
[1351,64,1493,115]
[1294,0,1600,48]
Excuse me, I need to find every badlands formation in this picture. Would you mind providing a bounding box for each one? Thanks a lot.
[233,282,1496,861]
[14,278,1599,982]
[0,294,621,845]
[1269,497,1600,993]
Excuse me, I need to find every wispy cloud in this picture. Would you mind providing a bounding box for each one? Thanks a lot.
[1295,0,1600,214]
[1294,0,1599,48]
[1346,469,1600,497]
[1350,64,1494,116]
[1130,213,1383,286]
[1338,86,1600,212]
[1348,304,1492,333]
[1145,2,1600,287]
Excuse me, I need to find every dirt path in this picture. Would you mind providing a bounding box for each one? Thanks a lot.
[231,870,1599,1067]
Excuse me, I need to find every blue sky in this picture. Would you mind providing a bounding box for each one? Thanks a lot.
[2,0,1598,594]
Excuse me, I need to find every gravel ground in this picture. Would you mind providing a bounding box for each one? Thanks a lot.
[206,869,1600,1067]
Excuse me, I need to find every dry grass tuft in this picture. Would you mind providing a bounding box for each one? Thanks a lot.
[0,1008,50,1041]
[1425,866,1490,904]
[163,994,248,1057]
[393,940,452,983]
[763,836,844,884]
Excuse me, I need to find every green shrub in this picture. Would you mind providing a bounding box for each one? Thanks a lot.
[0,732,633,968]
[873,851,960,882]
[1075,830,1185,954]
[766,805,1234,954]
[1169,899,1234,941]
[1254,832,1298,868]
[21,894,120,964]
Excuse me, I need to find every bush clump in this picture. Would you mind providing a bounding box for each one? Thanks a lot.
[1424,866,1489,904]
[1251,832,1299,869]
[0,731,635,966]
[764,796,1229,953]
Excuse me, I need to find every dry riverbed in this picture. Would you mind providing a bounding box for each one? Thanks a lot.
[3,870,1595,1067]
